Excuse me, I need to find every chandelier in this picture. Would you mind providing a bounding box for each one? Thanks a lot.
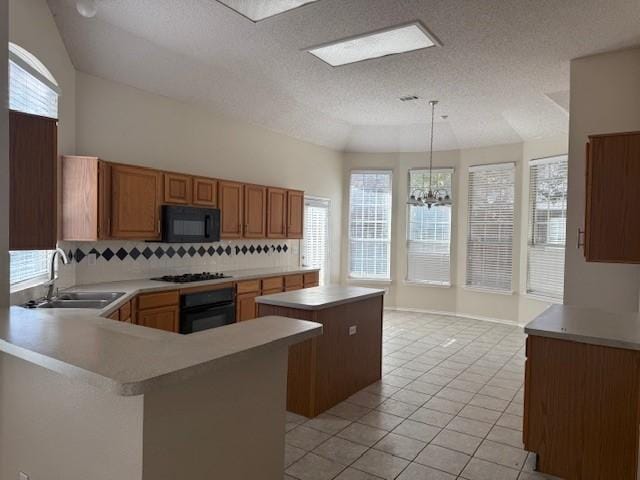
[407,100,452,209]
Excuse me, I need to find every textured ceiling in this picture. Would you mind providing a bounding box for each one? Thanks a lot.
[48,0,640,152]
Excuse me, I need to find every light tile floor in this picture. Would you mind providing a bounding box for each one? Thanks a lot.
[284,310,561,480]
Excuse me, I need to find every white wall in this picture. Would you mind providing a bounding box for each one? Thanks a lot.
[0,0,9,306]
[74,72,343,284]
[564,47,640,312]
[342,136,568,324]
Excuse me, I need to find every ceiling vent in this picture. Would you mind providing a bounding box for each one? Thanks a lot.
[400,95,420,102]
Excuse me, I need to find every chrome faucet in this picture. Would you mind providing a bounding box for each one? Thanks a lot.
[46,248,70,300]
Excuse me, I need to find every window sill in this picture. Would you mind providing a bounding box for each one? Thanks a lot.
[347,277,392,286]
[525,293,563,304]
[402,280,452,289]
[10,275,50,294]
[462,286,514,296]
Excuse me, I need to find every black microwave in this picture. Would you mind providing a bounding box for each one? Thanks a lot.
[161,205,220,243]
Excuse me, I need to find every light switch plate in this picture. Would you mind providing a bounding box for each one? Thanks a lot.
[88,253,97,266]
[349,325,357,336]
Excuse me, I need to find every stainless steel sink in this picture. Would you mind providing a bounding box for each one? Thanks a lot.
[24,292,126,310]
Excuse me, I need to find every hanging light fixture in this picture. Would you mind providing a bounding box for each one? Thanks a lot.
[407,100,452,209]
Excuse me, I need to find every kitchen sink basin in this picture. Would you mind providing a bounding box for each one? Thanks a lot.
[24,292,126,310]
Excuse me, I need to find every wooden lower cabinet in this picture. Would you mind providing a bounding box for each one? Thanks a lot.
[303,272,319,288]
[285,274,304,291]
[137,306,179,332]
[236,293,258,322]
[524,335,640,479]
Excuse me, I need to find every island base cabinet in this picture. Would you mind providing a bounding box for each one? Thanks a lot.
[524,335,640,480]
[258,295,383,418]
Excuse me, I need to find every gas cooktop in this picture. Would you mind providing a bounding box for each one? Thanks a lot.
[151,272,232,284]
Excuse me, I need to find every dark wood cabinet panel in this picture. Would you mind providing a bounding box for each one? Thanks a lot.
[110,164,162,240]
[9,110,58,250]
[585,132,640,263]
[192,177,217,207]
[164,172,192,204]
[218,180,244,239]
[287,190,304,239]
[267,188,287,238]
[244,184,267,238]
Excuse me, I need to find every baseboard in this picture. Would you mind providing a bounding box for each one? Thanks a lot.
[384,306,521,327]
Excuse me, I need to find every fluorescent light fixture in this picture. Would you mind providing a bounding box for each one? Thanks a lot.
[307,22,439,67]
[215,0,319,22]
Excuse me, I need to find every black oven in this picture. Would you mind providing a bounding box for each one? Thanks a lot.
[180,287,235,334]
[162,205,220,243]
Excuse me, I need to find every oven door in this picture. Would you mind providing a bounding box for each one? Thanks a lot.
[162,205,220,243]
[180,302,235,334]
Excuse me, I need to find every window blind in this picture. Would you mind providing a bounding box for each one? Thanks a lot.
[349,171,393,280]
[407,168,453,285]
[527,155,568,300]
[8,44,59,290]
[302,197,330,285]
[466,163,515,292]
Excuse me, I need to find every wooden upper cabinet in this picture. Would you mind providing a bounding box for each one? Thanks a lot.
[110,164,162,240]
[164,172,192,204]
[62,156,102,241]
[193,177,217,207]
[267,187,287,238]
[287,190,304,239]
[218,180,244,238]
[244,184,267,238]
[585,132,640,263]
[9,111,58,250]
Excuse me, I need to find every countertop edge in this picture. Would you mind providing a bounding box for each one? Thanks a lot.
[524,326,640,351]
[255,288,385,311]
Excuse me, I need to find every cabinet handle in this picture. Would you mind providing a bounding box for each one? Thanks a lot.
[577,227,585,249]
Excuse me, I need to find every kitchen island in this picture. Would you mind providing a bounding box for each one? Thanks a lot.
[523,305,640,480]
[0,293,321,480]
[256,285,385,417]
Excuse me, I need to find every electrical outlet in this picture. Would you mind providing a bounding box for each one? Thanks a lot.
[88,253,97,266]
[19,472,29,480]
[349,325,357,336]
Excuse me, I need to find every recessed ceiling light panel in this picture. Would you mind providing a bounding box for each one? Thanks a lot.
[307,22,439,67]
[216,0,319,22]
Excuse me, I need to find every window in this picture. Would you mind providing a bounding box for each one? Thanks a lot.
[302,197,330,285]
[466,163,515,292]
[407,168,453,285]
[348,171,393,280]
[8,43,59,291]
[527,155,568,301]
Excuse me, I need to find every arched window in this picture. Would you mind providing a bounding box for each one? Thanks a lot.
[9,43,60,291]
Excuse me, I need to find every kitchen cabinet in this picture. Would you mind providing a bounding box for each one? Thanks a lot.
[218,180,244,239]
[303,272,319,288]
[9,110,58,250]
[584,131,640,263]
[267,188,287,238]
[287,190,304,239]
[62,157,162,241]
[192,177,217,207]
[244,184,267,238]
[111,164,162,240]
[164,172,192,204]
[236,280,261,322]
[136,290,179,332]
[285,274,304,291]
[261,276,284,295]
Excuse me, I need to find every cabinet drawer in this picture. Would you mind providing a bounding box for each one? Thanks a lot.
[137,290,179,310]
[285,274,303,290]
[262,276,283,291]
[236,279,261,295]
[303,272,319,287]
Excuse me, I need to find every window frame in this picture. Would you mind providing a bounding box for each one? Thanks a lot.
[301,195,331,285]
[347,169,394,282]
[526,154,568,302]
[464,162,516,294]
[405,167,454,287]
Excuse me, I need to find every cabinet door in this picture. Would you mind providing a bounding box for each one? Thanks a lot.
[303,271,319,288]
[287,190,304,239]
[244,184,267,238]
[585,133,640,263]
[193,177,217,207]
[236,292,258,322]
[218,180,244,238]
[285,274,304,291]
[110,164,162,239]
[137,305,179,332]
[267,188,287,238]
[164,172,192,204]
[9,111,58,250]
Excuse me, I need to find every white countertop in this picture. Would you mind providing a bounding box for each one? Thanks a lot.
[256,285,385,311]
[0,266,322,396]
[525,304,640,351]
